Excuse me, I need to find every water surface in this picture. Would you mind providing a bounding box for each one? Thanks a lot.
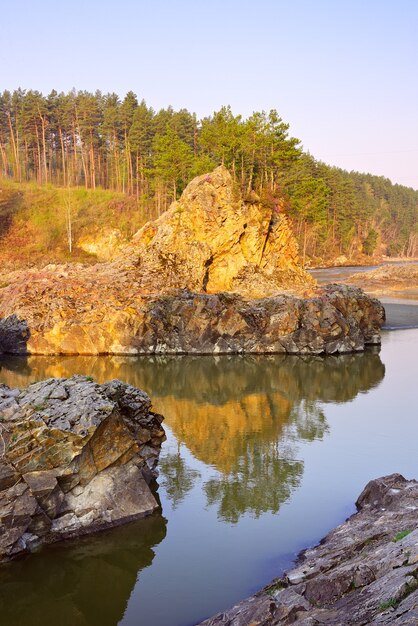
[0,326,418,625]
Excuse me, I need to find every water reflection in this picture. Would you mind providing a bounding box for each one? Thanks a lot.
[0,513,167,626]
[0,351,385,524]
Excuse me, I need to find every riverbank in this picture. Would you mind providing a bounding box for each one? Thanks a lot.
[346,264,418,299]
[199,474,418,625]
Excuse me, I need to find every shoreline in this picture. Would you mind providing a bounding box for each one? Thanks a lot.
[198,474,418,626]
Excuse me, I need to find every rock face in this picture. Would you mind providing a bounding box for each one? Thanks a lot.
[0,284,384,355]
[199,474,418,626]
[121,165,311,295]
[77,228,128,261]
[0,166,385,355]
[0,375,165,562]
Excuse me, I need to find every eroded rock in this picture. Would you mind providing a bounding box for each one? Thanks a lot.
[0,376,165,561]
[198,474,418,625]
[0,285,384,355]
[121,165,312,295]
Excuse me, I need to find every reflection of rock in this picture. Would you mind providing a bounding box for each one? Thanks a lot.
[0,512,166,626]
[0,376,165,562]
[199,474,418,626]
[0,352,385,523]
[0,350,385,405]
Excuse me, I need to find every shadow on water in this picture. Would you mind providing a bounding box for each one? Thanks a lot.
[0,512,167,626]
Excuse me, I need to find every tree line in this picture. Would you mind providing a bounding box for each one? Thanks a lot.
[1,88,417,259]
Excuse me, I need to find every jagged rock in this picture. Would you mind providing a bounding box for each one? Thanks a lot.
[120,165,312,295]
[0,376,165,561]
[0,167,385,355]
[198,474,418,625]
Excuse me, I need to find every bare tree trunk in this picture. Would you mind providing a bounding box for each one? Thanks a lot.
[6,111,20,180]
[39,110,48,184]
[59,127,66,186]
[89,130,96,189]
[35,124,42,184]
[74,113,88,188]
[65,186,73,254]
[0,138,7,176]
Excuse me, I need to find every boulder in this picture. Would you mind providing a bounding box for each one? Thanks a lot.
[198,474,418,625]
[0,375,165,561]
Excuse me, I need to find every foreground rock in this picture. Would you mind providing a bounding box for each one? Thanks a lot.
[0,167,385,355]
[199,474,418,625]
[0,285,384,355]
[0,376,165,562]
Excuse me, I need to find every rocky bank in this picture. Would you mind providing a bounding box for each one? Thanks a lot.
[347,263,418,297]
[0,285,384,355]
[0,375,165,562]
[199,474,418,626]
[0,166,385,355]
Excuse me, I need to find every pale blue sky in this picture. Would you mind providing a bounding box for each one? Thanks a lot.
[1,0,417,188]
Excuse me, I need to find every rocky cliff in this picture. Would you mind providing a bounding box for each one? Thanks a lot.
[0,167,385,355]
[120,165,311,295]
[0,376,165,562]
[199,474,418,625]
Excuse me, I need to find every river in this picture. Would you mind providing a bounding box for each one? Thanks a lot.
[0,267,417,626]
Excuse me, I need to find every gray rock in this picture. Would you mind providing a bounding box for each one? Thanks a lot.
[198,474,418,625]
[0,375,165,561]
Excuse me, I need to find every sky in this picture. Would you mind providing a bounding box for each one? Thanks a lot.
[1,0,418,188]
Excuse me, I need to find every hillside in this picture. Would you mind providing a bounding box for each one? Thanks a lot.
[1,89,417,267]
[0,179,147,269]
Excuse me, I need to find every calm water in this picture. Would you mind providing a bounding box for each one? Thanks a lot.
[1,296,418,625]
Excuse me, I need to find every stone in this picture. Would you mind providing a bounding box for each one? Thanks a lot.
[0,375,165,561]
[198,474,418,625]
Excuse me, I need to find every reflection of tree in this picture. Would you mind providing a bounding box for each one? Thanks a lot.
[289,401,328,442]
[160,448,201,509]
[205,456,303,524]
[0,513,166,626]
[0,350,385,523]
